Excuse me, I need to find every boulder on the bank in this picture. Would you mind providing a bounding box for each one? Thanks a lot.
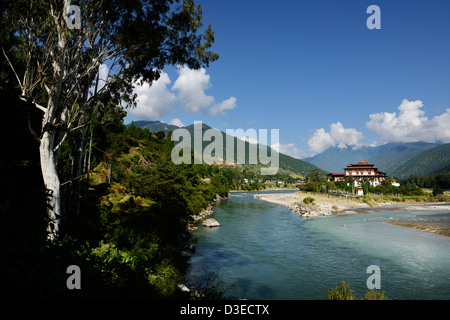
[202,218,220,227]
[289,202,333,218]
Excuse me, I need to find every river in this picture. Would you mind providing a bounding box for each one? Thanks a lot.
[183,190,450,300]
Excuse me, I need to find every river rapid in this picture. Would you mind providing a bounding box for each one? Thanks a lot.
[184,190,450,300]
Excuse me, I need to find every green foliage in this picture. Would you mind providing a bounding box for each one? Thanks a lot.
[368,182,425,197]
[363,289,388,300]
[148,263,182,298]
[299,181,319,192]
[1,101,234,299]
[360,178,371,195]
[298,169,337,193]
[138,121,323,177]
[330,176,426,197]
[56,123,232,298]
[401,173,450,191]
[327,281,388,300]
[389,143,450,178]
[326,281,356,300]
[432,185,444,197]
[0,0,225,299]
[306,169,326,183]
[303,197,315,205]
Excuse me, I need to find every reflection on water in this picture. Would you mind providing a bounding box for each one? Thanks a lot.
[184,192,450,300]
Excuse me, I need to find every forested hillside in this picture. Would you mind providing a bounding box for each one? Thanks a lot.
[134,120,324,177]
[1,111,232,298]
[303,142,442,177]
[389,143,450,178]
[0,0,223,299]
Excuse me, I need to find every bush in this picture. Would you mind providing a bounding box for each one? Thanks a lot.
[363,289,388,300]
[108,182,126,194]
[303,197,315,205]
[299,181,318,192]
[327,281,356,300]
[327,281,388,300]
[362,197,377,207]
[147,263,181,298]
[432,185,443,197]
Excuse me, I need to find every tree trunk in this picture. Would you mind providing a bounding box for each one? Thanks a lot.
[40,130,61,241]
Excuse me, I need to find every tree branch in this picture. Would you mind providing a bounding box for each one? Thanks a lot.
[2,47,24,91]
[19,95,47,113]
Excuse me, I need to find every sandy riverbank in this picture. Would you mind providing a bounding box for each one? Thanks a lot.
[387,219,450,237]
[253,191,375,217]
[253,191,450,214]
[253,191,450,236]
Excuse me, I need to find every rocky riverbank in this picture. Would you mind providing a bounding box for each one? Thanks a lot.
[253,191,450,237]
[187,193,229,230]
[180,193,229,259]
[253,192,372,218]
[178,193,230,298]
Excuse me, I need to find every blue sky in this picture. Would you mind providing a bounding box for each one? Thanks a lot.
[124,0,450,158]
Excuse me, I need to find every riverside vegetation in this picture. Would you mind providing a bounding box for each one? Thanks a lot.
[1,112,232,298]
[299,168,450,203]
[327,281,388,300]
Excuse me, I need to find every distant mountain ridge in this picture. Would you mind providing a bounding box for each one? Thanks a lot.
[131,120,322,176]
[389,143,450,178]
[303,146,380,173]
[129,120,450,178]
[128,120,180,136]
[304,141,450,178]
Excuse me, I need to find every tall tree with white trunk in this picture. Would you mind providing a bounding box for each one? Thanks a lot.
[2,0,218,240]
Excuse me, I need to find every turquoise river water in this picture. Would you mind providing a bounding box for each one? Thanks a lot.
[184,190,450,300]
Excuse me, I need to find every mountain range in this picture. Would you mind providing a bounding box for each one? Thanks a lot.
[303,142,450,179]
[130,120,322,177]
[131,120,179,135]
[129,121,450,179]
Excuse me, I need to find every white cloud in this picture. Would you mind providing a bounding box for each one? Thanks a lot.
[366,99,450,143]
[124,65,236,120]
[271,142,306,159]
[169,118,184,127]
[171,65,236,116]
[307,122,363,155]
[329,122,364,149]
[209,97,237,116]
[128,72,176,120]
[307,128,335,154]
[172,66,215,113]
